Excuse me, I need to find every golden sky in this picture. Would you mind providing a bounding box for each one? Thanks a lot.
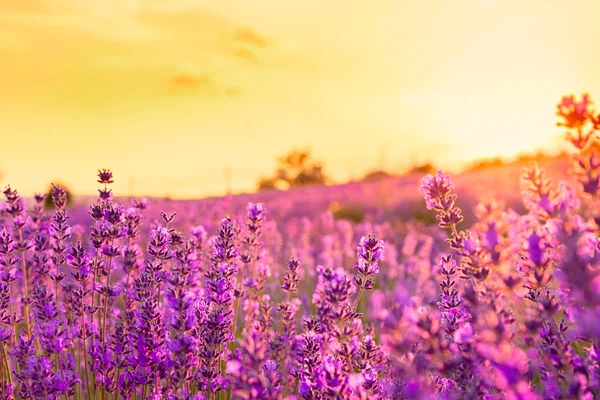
[1,0,599,198]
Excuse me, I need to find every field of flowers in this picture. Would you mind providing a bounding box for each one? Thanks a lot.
[0,94,599,400]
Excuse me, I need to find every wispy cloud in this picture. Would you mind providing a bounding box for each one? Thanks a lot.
[0,0,50,15]
[0,34,24,51]
[233,47,261,65]
[233,28,268,47]
[168,73,240,97]
[171,73,212,89]
[399,92,439,103]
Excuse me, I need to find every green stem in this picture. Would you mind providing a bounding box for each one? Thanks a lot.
[91,252,99,400]
[230,262,247,344]
[102,240,115,344]
[18,229,32,340]
[115,367,121,400]
[55,279,59,312]
[1,344,11,385]
[81,311,91,400]
[8,295,18,347]
[353,287,364,314]
[7,288,20,381]
[56,353,67,400]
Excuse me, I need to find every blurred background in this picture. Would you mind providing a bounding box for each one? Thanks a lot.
[1,0,599,199]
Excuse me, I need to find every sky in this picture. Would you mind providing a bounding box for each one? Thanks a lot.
[1,0,600,198]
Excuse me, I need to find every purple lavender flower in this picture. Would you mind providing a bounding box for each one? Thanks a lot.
[97,169,114,185]
[281,256,300,293]
[0,94,599,400]
[354,235,384,291]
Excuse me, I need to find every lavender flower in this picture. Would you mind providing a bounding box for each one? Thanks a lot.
[0,91,598,400]
[353,234,384,292]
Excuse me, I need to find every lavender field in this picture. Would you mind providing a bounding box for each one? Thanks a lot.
[0,94,599,400]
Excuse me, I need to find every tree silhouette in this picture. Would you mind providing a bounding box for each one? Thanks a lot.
[44,183,73,210]
[258,148,328,190]
[407,162,436,175]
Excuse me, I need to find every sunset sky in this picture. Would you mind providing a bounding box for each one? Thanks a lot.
[1,0,600,198]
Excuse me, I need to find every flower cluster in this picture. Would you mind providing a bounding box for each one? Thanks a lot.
[0,93,599,399]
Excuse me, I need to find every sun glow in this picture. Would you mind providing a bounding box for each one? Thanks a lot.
[1,0,599,198]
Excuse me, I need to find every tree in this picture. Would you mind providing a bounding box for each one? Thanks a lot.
[258,148,328,190]
[44,183,73,210]
[407,162,436,175]
[361,170,394,182]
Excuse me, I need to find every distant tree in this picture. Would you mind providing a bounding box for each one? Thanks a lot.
[407,162,436,175]
[332,205,365,223]
[361,170,394,182]
[465,157,504,172]
[514,150,568,163]
[257,177,279,190]
[258,148,328,190]
[44,183,73,210]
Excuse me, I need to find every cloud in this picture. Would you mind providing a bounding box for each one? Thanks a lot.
[224,87,241,97]
[1,3,281,104]
[168,73,240,97]
[171,73,213,89]
[399,92,439,103]
[0,0,50,15]
[0,34,24,52]
[233,47,261,65]
[233,28,267,47]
